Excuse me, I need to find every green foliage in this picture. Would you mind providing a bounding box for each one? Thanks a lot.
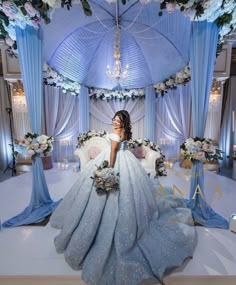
[216,12,233,28]
[81,0,92,16]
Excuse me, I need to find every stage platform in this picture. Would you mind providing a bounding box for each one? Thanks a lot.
[0,164,236,285]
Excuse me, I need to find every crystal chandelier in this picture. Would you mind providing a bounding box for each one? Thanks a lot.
[106,2,129,81]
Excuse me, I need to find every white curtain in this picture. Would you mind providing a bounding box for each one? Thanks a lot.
[0,78,11,170]
[44,85,80,162]
[11,86,31,140]
[204,109,222,141]
[155,84,192,159]
[90,97,145,139]
[219,78,235,168]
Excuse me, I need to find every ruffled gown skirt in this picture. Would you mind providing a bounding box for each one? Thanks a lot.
[50,148,196,285]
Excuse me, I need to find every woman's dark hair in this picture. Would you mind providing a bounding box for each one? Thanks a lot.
[113,110,132,140]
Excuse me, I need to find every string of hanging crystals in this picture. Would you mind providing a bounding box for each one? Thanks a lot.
[106,0,129,81]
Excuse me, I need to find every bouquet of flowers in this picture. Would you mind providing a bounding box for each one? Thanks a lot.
[180,137,223,162]
[15,132,54,160]
[91,160,119,195]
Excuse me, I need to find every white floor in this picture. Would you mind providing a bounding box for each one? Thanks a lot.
[0,164,236,284]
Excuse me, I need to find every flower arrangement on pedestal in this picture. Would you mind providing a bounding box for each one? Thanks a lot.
[15,132,54,160]
[180,137,223,162]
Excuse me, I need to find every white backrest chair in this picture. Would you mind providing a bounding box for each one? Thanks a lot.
[74,136,161,176]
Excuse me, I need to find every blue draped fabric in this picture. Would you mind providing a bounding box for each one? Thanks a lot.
[79,86,90,133]
[3,26,60,228]
[144,86,156,142]
[188,21,228,229]
[187,160,228,228]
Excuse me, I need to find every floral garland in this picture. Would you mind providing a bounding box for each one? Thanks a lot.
[43,62,189,99]
[89,88,145,101]
[43,63,81,95]
[15,132,54,160]
[139,0,236,49]
[77,130,108,147]
[0,0,91,56]
[1,0,235,56]
[154,65,190,96]
[76,130,167,176]
[180,137,224,162]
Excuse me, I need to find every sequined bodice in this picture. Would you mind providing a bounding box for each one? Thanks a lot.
[119,140,128,150]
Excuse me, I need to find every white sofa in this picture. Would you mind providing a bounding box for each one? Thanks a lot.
[74,136,161,176]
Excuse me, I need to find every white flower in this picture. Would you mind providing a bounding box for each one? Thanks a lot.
[37,135,48,144]
[27,149,35,156]
[49,70,58,78]
[166,78,175,86]
[186,138,194,144]
[166,3,176,14]
[140,0,152,4]
[43,63,49,72]
[105,0,117,3]
[35,148,43,153]
[5,37,15,47]
[159,82,166,90]
[42,0,57,7]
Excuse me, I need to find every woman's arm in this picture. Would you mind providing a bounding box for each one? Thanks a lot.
[110,140,119,168]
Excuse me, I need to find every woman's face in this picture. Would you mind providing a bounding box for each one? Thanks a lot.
[112,115,122,129]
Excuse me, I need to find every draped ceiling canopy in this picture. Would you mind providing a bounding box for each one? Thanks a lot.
[42,0,191,90]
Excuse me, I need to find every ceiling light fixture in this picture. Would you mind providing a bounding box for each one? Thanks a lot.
[106,1,129,81]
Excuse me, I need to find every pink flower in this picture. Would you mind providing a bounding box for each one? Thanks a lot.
[195,141,202,148]
[88,147,102,159]
[31,17,41,28]
[24,2,37,17]
[2,1,18,19]
[5,37,14,47]
[203,144,211,152]
[166,3,176,14]
[133,146,146,159]
[196,151,205,160]
[27,149,35,156]
[40,144,48,150]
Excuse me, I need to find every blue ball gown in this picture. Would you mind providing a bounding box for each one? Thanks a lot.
[50,133,196,285]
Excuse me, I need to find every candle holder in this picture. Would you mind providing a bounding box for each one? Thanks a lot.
[60,138,70,164]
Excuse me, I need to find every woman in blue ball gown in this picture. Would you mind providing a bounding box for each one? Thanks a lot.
[50,110,196,285]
